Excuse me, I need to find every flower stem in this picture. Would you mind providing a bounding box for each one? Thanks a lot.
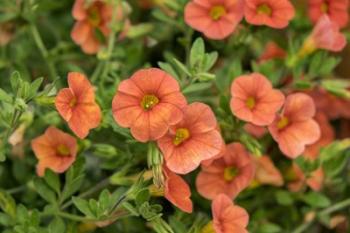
[30,24,58,80]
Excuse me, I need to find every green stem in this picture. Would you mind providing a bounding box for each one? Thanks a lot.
[57,211,92,222]
[30,24,58,80]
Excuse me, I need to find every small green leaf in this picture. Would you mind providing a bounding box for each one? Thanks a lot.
[182,83,212,94]
[258,223,282,233]
[172,58,191,77]
[302,192,331,208]
[190,37,205,70]
[0,190,16,218]
[48,217,66,233]
[10,71,21,92]
[275,190,294,206]
[44,169,60,194]
[72,197,94,218]
[135,189,150,207]
[0,88,12,103]
[33,178,56,203]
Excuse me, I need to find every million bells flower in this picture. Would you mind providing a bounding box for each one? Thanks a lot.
[184,0,245,40]
[112,68,187,142]
[31,127,77,177]
[157,102,224,174]
[55,72,102,139]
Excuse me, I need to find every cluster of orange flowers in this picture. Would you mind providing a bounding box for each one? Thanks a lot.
[29,0,350,232]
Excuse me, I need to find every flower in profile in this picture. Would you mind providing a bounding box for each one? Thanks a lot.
[253,156,283,187]
[308,0,349,29]
[184,0,244,40]
[210,194,249,233]
[230,73,285,126]
[71,0,126,54]
[163,166,193,213]
[259,41,287,63]
[157,102,223,174]
[244,0,295,29]
[31,127,77,176]
[268,93,321,158]
[300,15,347,55]
[196,143,255,200]
[244,123,267,138]
[303,112,334,160]
[287,163,324,192]
[112,68,187,142]
[55,72,102,139]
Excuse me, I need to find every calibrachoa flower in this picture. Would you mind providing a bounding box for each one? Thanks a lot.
[230,73,285,126]
[208,194,249,233]
[71,0,125,54]
[300,15,347,55]
[157,102,223,174]
[244,123,267,138]
[308,0,349,29]
[31,127,77,177]
[184,0,245,40]
[304,112,334,160]
[196,143,255,200]
[244,0,295,29]
[288,163,324,192]
[259,41,287,63]
[268,93,321,159]
[112,68,187,142]
[55,72,102,139]
[163,166,193,213]
[253,156,283,187]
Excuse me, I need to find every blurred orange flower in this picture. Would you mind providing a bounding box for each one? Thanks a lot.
[269,93,321,158]
[308,0,349,28]
[230,73,285,126]
[163,166,193,213]
[303,112,335,160]
[71,0,124,54]
[196,143,255,200]
[184,0,244,40]
[259,41,287,63]
[302,15,347,53]
[31,127,77,177]
[55,72,102,139]
[288,163,324,192]
[244,123,267,138]
[112,68,187,142]
[244,0,295,29]
[158,102,223,174]
[212,194,249,233]
[254,155,284,187]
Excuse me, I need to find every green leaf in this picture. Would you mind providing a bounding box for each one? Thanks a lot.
[48,217,66,233]
[127,23,154,38]
[190,38,205,70]
[10,71,21,92]
[302,192,331,208]
[61,157,85,202]
[258,223,282,233]
[158,62,179,81]
[122,202,139,216]
[98,189,111,213]
[28,77,44,100]
[135,189,150,207]
[203,52,218,71]
[0,88,12,103]
[44,169,61,194]
[275,190,294,206]
[0,190,16,218]
[182,83,212,94]
[33,178,56,204]
[172,58,191,77]
[72,197,94,218]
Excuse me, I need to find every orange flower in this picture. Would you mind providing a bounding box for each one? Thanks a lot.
[196,143,255,200]
[302,15,347,53]
[254,156,283,186]
[184,0,244,40]
[268,93,321,159]
[55,72,102,139]
[230,73,285,126]
[303,112,334,160]
[308,0,349,29]
[157,102,223,174]
[244,123,267,138]
[244,0,295,29]
[287,163,324,192]
[259,41,287,63]
[212,194,249,233]
[163,166,193,213]
[71,0,125,54]
[31,127,78,177]
[112,68,187,142]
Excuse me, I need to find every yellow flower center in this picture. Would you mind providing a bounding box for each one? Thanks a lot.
[224,166,238,181]
[277,116,289,129]
[173,128,190,146]
[69,97,77,108]
[210,5,226,21]
[321,3,328,13]
[87,5,101,27]
[201,221,215,233]
[257,4,272,16]
[57,144,70,156]
[246,97,256,109]
[141,94,159,110]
